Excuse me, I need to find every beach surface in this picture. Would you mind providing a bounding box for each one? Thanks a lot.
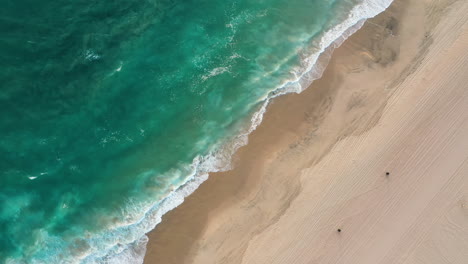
[144,0,468,263]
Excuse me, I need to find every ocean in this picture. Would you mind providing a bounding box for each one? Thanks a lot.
[0,0,391,263]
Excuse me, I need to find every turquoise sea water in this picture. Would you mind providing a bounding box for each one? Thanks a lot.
[0,0,391,262]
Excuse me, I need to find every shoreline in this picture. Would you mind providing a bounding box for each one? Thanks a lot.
[144,0,468,263]
[75,1,394,262]
[114,1,394,261]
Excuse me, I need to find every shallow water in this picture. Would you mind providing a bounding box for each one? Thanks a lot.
[0,0,391,262]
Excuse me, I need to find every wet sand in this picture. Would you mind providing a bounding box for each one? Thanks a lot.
[144,0,468,263]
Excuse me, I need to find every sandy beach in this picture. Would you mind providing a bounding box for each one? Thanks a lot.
[144,0,468,263]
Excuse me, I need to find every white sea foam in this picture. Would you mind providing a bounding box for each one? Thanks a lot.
[201,66,230,81]
[77,0,393,263]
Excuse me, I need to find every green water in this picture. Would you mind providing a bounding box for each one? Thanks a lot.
[0,0,391,262]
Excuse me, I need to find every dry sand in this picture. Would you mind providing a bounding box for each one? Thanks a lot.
[144,0,468,263]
